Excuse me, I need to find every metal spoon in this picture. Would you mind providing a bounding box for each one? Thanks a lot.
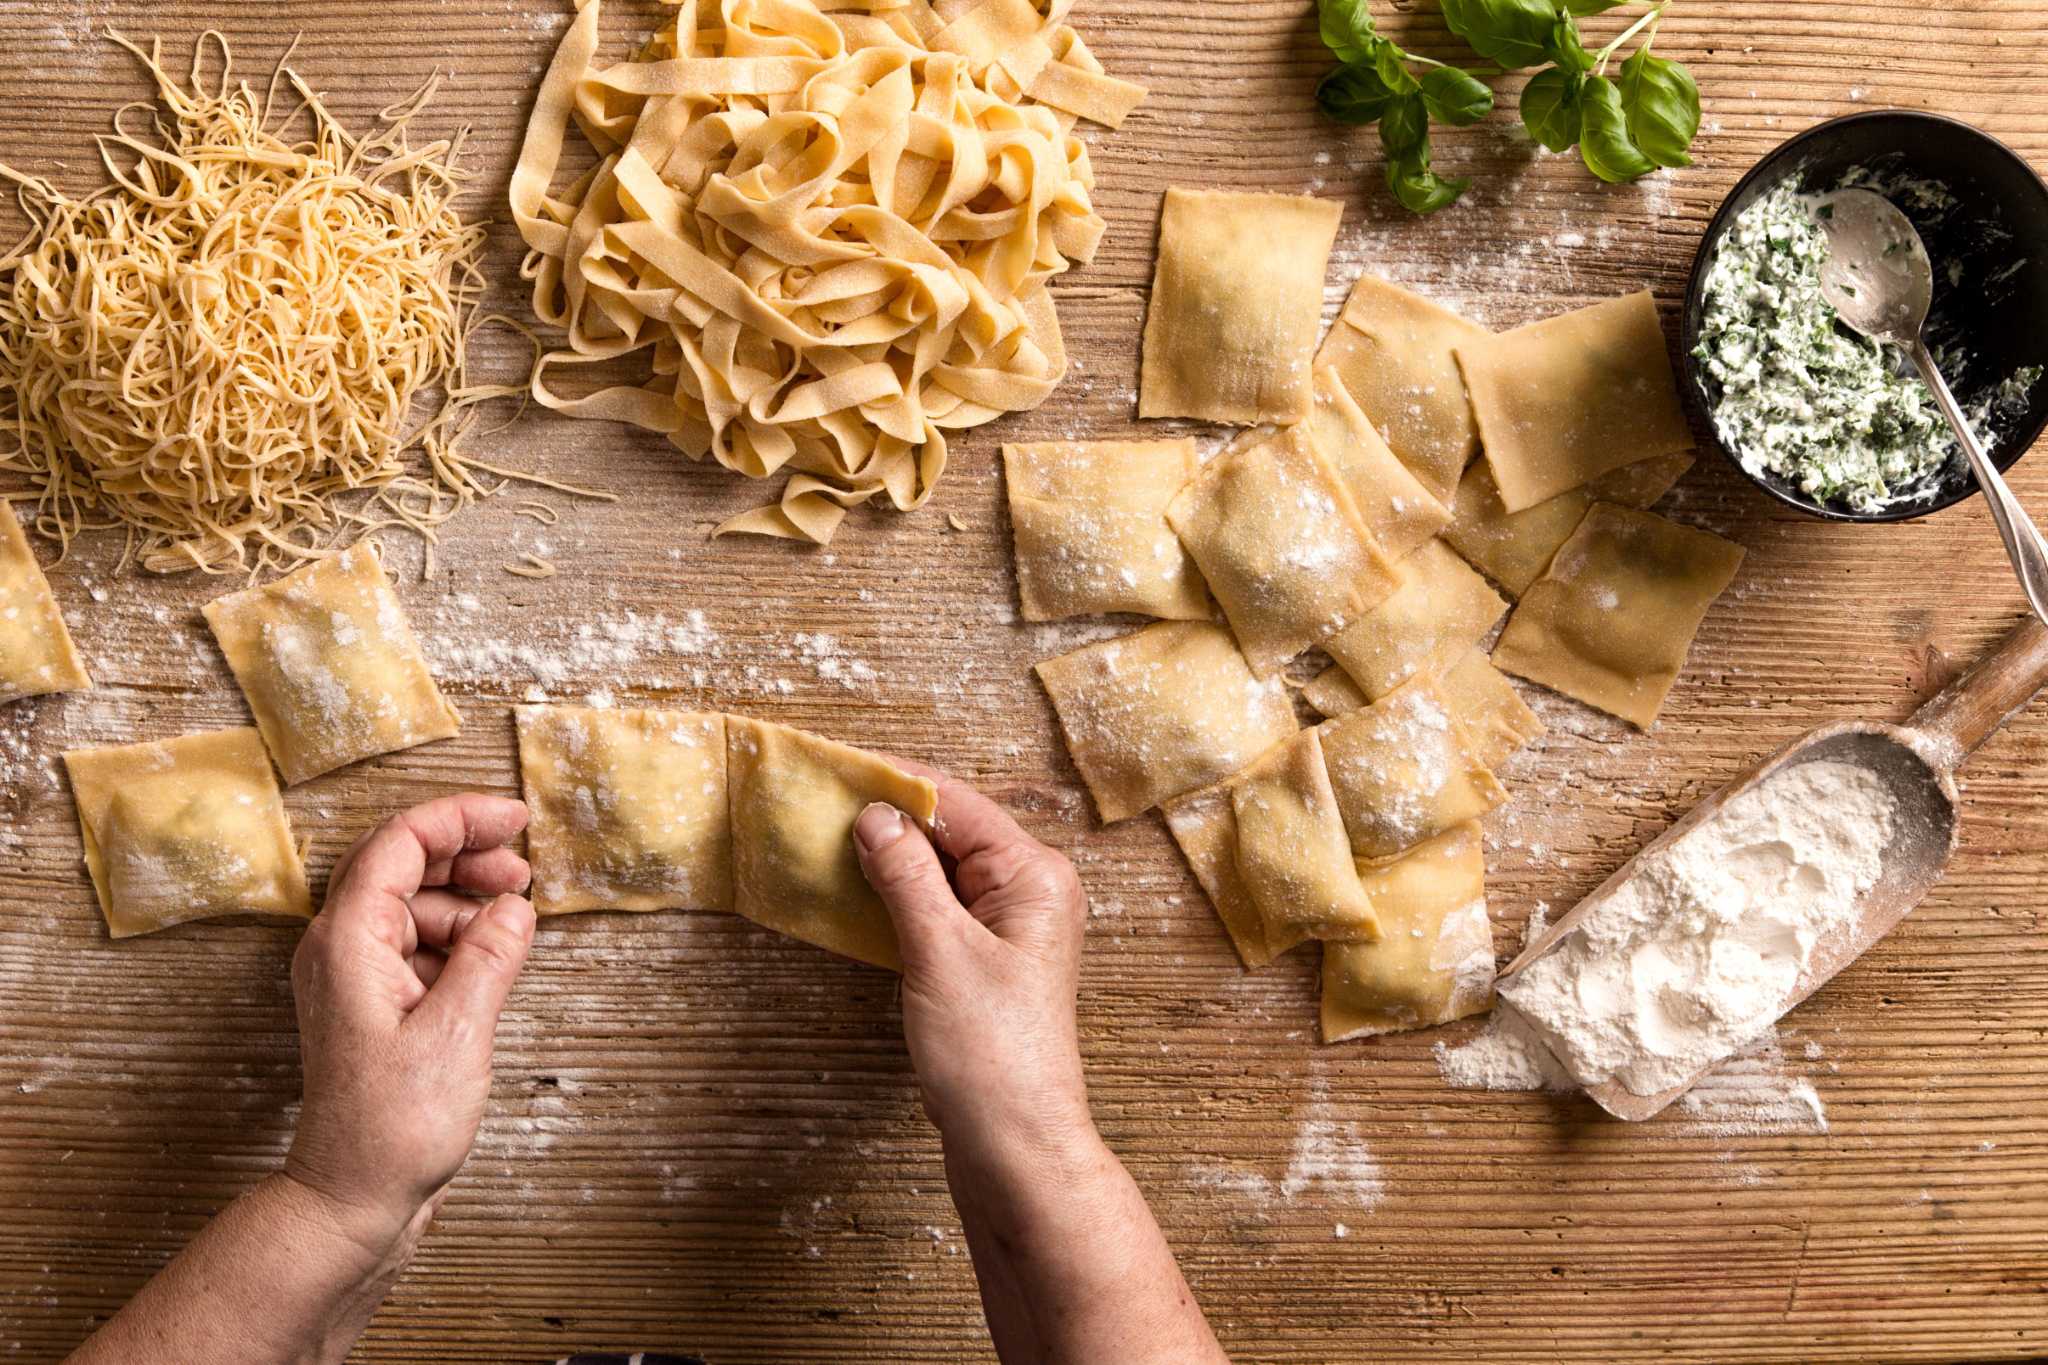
[1814,187,2048,624]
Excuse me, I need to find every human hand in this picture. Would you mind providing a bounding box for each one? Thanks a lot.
[853,769,1094,1166]
[284,794,537,1252]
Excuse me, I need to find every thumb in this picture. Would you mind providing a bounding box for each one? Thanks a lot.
[854,803,968,972]
[415,893,535,1042]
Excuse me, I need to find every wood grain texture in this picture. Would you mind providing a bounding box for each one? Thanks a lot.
[3,1,2047,1361]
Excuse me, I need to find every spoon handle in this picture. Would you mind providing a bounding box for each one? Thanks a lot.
[1910,340,2048,627]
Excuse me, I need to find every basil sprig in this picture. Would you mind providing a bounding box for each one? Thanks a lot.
[1315,0,1702,212]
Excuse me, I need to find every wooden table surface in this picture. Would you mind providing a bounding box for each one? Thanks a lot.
[3,2,2046,1361]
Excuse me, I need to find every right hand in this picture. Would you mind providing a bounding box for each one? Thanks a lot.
[852,769,1094,1164]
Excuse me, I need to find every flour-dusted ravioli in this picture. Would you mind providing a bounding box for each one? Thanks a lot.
[1163,782,1307,970]
[0,501,90,704]
[1036,620,1299,823]
[1300,664,1369,719]
[1493,503,1745,728]
[516,705,731,916]
[1317,676,1506,860]
[64,728,311,939]
[725,718,938,972]
[1321,822,1494,1042]
[1302,368,1452,560]
[1004,439,1210,622]
[1456,290,1694,514]
[1232,728,1380,943]
[1316,275,1491,503]
[1444,449,1695,597]
[1139,188,1344,425]
[203,543,460,785]
[1434,648,1544,770]
[1323,540,1507,702]
[1166,425,1400,677]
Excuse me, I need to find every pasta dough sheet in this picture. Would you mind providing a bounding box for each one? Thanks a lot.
[1444,450,1696,598]
[1322,539,1507,701]
[1004,439,1210,622]
[1167,425,1399,677]
[1139,188,1343,425]
[0,500,90,703]
[1318,676,1506,860]
[64,728,312,939]
[203,543,460,785]
[1036,621,1299,823]
[1321,822,1494,1042]
[517,706,733,916]
[1231,729,1380,943]
[1493,503,1746,728]
[1315,275,1491,503]
[1303,368,1452,560]
[726,717,938,971]
[1164,782,1308,970]
[1457,290,1694,514]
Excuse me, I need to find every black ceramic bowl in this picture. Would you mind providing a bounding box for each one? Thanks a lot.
[1679,110,2048,522]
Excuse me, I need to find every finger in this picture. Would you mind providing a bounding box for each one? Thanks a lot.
[410,946,448,989]
[853,802,980,973]
[325,795,529,933]
[412,893,536,1043]
[874,757,1037,869]
[410,889,492,950]
[447,847,532,898]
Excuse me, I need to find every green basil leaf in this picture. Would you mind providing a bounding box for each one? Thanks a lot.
[1519,65,1583,151]
[1561,0,1627,13]
[1379,93,1430,155]
[1317,0,1379,66]
[1545,15,1594,72]
[1619,47,1701,168]
[1374,38,1421,94]
[1316,63,1396,125]
[1441,0,1559,70]
[1577,74,1656,181]
[1420,66,1493,125]
[1387,150,1470,214]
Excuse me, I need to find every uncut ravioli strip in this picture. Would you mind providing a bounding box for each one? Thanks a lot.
[1139,188,1343,425]
[1036,621,1299,823]
[1167,425,1398,677]
[1493,503,1746,729]
[1444,450,1695,598]
[1321,823,1494,1042]
[1456,290,1694,514]
[1316,275,1492,504]
[64,728,311,939]
[1231,729,1380,943]
[1323,540,1507,702]
[203,543,460,786]
[1004,439,1209,622]
[0,501,90,704]
[1318,675,1506,860]
[516,706,732,916]
[727,717,938,972]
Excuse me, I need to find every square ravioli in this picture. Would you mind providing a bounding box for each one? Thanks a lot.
[1455,290,1694,513]
[1164,782,1308,970]
[1302,368,1452,560]
[1231,729,1380,943]
[1139,188,1344,425]
[1316,275,1491,503]
[1004,439,1210,622]
[1321,822,1494,1042]
[516,706,732,916]
[1036,620,1299,823]
[1322,539,1508,701]
[1317,675,1506,860]
[1493,503,1746,728]
[1300,649,1543,770]
[1166,425,1400,677]
[63,728,312,939]
[1444,450,1696,597]
[0,501,90,703]
[203,543,460,785]
[726,717,938,971]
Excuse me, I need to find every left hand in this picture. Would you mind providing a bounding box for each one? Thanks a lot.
[284,794,537,1251]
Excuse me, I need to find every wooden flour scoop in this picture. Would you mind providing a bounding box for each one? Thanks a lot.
[1496,615,2048,1121]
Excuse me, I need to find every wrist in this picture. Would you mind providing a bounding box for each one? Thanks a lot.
[266,1172,432,1288]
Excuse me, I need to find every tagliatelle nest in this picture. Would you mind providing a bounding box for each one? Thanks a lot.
[512,0,1144,543]
[0,32,563,576]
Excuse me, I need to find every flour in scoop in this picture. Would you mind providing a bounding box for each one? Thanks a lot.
[1499,760,1898,1097]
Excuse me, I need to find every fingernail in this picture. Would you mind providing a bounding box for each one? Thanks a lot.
[854,803,906,854]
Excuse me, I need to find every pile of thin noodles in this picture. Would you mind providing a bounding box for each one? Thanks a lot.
[0,32,534,575]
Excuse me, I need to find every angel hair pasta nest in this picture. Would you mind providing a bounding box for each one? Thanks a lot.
[0,32,536,576]
[511,0,1145,543]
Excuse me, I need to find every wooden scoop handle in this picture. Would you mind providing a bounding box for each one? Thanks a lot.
[1908,616,2048,764]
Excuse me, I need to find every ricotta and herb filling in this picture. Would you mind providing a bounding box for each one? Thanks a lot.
[1694,178,2039,512]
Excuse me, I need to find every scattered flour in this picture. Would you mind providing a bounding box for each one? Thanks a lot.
[1189,1079,1383,1209]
